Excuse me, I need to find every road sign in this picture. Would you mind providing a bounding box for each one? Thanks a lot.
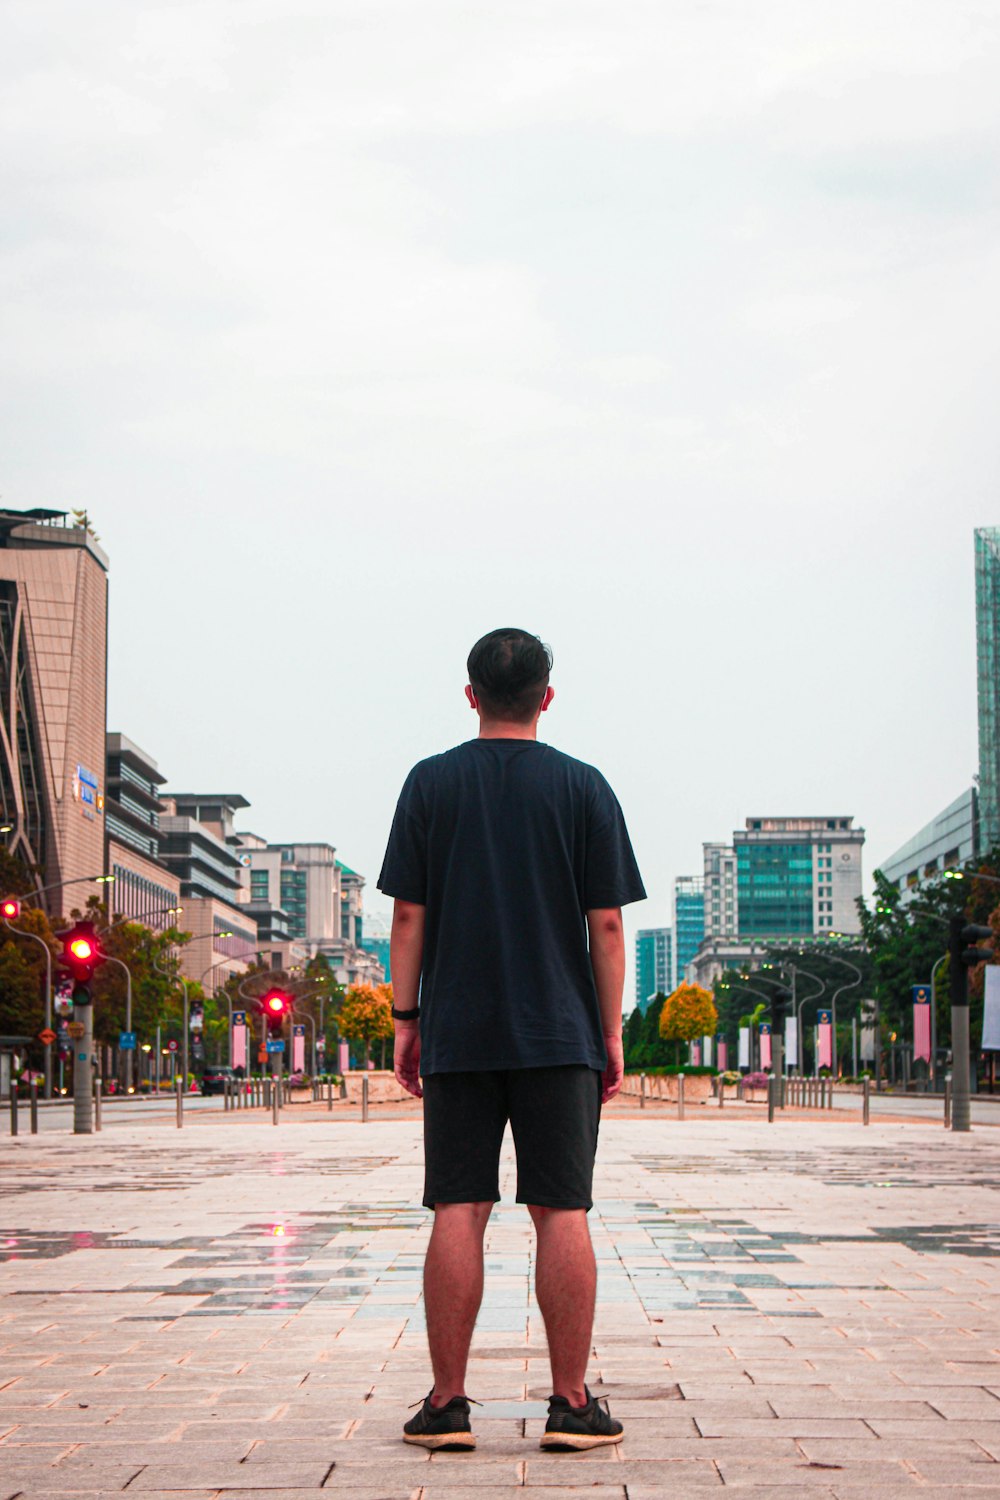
[38,1028,56,1045]
[266,1039,284,1053]
[167,1039,179,1053]
[119,1032,137,1050]
[67,1021,85,1039]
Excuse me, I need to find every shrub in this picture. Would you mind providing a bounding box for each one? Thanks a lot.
[742,1071,771,1090]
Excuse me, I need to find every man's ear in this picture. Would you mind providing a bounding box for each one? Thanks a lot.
[465,685,478,711]
[539,686,555,714]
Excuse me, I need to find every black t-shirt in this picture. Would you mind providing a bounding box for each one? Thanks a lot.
[377,738,646,1076]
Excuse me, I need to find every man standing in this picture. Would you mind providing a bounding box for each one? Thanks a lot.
[378,627,645,1452]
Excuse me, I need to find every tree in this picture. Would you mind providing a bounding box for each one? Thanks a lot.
[858,867,968,1053]
[660,983,717,1064]
[338,982,393,1068]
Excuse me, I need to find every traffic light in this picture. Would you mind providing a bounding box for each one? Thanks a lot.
[1,896,20,920]
[57,920,106,1005]
[262,988,292,1036]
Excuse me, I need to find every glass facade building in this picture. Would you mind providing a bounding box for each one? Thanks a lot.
[736,842,814,936]
[635,927,672,1012]
[976,527,1000,853]
[673,876,705,988]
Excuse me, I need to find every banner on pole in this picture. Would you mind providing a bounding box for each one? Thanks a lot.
[702,1035,713,1068]
[860,999,876,1062]
[718,1039,728,1072]
[785,1014,798,1067]
[738,1027,749,1069]
[292,1024,306,1073]
[759,1023,772,1070]
[912,985,932,1063]
[232,1010,247,1071]
[691,1040,702,1066]
[817,1009,832,1070]
[984,967,1000,1051]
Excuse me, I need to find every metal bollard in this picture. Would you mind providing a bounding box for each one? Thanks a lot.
[176,1075,183,1128]
[94,1076,102,1132]
[272,1078,279,1125]
[677,1073,685,1120]
[767,1076,775,1122]
[828,1077,834,1111]
[9,1086,17,1137]
[862,1075,870,1126]
[820,1078,826,1110]
[362,1074,369,1123]
[944,1075,952,1129]
[30,1081,38,1135]
[640,1072,645,1110]
[327,1078,333,1112]
[718,1073,724,1108]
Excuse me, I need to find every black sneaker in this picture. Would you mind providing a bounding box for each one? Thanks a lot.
[403,1390,476,1450]
[540,1386,623,1450]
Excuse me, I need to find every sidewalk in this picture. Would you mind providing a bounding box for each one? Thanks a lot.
[2,1115,1000,1498]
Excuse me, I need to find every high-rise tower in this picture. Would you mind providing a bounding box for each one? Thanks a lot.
[975,528,1000,852]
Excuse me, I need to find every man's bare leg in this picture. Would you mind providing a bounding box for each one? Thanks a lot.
[529,1204,596,1406]
[424,1201,492,1405]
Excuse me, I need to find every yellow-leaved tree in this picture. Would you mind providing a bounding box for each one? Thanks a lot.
[338,982,394,1068]
[659,983,718,1066]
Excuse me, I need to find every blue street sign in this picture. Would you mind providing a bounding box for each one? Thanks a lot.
[232,1010,246,1027]
[759,1023,771,1035]
[817,1010,832,1026]
[119,1032,137,1050]
[912,985,931,1005]
[266,1039,284,1054]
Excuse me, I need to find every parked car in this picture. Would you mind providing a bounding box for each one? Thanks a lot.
[200,1065,236,1096]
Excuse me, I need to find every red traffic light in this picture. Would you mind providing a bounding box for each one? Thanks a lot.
[57,920,105,982]
[1,897,20,920]
[261,988,292,1034]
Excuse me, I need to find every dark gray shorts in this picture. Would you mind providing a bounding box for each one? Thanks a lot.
[421,1064,602,1211]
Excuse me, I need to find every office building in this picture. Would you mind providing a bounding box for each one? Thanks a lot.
[159,792,259,986]
[976,527,1000,852]
[736,816,864,937]
[635,927,672,1012]
[0,508,108,914]
[105,733,180,929]
[237,838,383,986]
[703,843,738,938]
[878,788,978,899]
[673,875,705,987]
[360,911,391,981]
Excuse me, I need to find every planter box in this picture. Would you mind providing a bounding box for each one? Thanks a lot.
[341,1070,412,1103]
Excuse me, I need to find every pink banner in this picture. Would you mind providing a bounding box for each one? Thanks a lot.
[815,1026,833,1074]
[339,1040,350,1075]
[231,1014,246,1071]
[759,1027,772,1069]
[292,1026,305,1073]
[691,1041,701,1066]
[913,1000,931,1063]
[718,1040,728,1072]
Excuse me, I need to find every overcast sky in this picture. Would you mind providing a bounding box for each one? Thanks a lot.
[3,1,999,987]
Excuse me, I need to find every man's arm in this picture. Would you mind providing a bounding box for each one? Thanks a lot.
[587,907,626,1103]
[391,898,425,1098]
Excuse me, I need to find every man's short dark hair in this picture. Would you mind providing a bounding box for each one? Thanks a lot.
[467,628,553,724]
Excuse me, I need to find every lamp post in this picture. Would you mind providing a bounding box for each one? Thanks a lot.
[824,954,862,1079]
[3,916,54,1097]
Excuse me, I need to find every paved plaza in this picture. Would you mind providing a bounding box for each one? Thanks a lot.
[2,1106,1000,1499]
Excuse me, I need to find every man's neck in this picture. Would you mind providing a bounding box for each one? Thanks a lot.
[477,719,539,742]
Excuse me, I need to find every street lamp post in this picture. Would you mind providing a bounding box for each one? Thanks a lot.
[4,917,53,1097]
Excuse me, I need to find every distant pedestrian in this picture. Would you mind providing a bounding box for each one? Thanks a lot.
[378,628,645,1452]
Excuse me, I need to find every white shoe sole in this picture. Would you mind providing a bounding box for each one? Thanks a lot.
[403,1431,476,1450]
[540,1430,623,1450]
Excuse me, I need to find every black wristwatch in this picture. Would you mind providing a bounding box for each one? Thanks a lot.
[391,1006,419,1021]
